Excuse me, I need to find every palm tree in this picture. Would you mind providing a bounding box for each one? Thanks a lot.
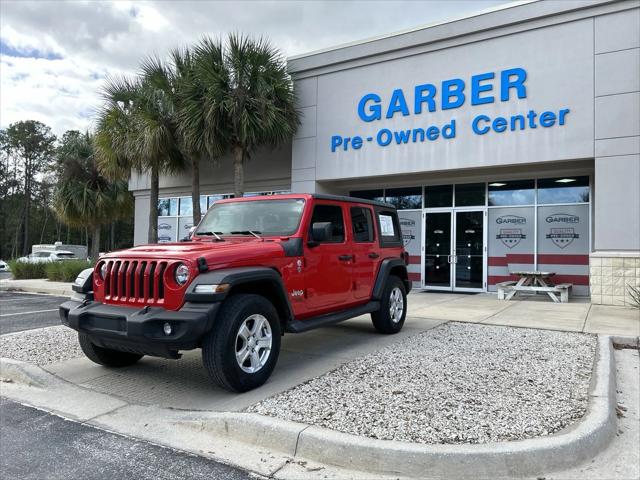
[53,131,131,261]
[182,34,300,197]
[95,74,184,243]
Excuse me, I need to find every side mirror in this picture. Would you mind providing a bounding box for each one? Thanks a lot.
[309,222,332,246]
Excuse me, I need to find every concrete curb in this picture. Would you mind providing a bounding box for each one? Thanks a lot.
[0,280,72,296]
[0,335,618,478]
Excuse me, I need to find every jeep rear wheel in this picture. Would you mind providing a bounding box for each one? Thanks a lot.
[202,294,281,392]
[371,275,407,334]
[78,333,143,367]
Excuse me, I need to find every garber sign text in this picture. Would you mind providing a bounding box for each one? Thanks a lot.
[330,67,570,152]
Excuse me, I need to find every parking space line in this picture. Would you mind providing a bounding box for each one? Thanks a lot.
[0,309,58,317]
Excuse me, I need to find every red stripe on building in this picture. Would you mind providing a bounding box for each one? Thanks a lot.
[488,274,589,286]
[488,254,535,266]
[408,272,421,281]
[537,254,589,265]
[408,255,421,265]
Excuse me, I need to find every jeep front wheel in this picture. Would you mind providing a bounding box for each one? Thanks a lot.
[202,294,281,392]
[371,275,407,334]
[78,333,143,367]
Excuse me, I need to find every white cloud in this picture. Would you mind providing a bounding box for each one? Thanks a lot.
[0,0,511,137]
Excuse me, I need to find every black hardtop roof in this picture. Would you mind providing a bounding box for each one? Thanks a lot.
[312,193,396,210]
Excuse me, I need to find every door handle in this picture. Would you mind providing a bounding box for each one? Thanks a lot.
[368,252,380,259]
[338,255,353,261]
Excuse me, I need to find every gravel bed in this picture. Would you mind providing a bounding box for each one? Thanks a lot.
[248,322,596,445]
[0,326,84,366]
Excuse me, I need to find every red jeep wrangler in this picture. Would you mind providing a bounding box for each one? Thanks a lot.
[60,194,410,392]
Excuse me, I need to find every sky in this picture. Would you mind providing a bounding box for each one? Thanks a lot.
[0,0,513,137]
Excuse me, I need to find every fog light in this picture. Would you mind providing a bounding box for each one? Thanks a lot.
[163,322,172,336]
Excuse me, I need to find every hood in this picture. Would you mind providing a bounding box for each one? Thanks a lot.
[100,238,290,266]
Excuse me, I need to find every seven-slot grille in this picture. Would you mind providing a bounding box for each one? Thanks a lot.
[102,259,170,304]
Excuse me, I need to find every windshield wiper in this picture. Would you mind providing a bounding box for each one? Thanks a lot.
[230,230,262,239]
[197,231,224,241]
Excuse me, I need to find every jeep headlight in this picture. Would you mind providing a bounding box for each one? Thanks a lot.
[175,263,190,285]
[100,263,108,280]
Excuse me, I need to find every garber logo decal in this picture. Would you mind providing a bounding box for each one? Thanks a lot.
[496,215,526,225]
[495,216,527,248]
[545,213,579,224]
[158,223,172,230]
[496,229,526,248]
[399,218,416,247]
[545,214,580,248]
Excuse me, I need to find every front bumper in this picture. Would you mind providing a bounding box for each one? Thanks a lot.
[59,300,220,358]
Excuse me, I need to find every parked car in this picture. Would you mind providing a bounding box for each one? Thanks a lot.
[60,194,410,392]
[18,250,78,263]
[0,260,10,272]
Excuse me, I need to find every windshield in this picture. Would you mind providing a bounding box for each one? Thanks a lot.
[56,253,76,258]
[196,199,305,237]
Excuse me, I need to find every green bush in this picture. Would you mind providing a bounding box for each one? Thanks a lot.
[7,260,47,279]
[45,260,94,283]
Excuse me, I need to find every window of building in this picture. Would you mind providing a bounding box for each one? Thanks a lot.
[350,189,385,202]
[179,196,193,216]
[424,185,453,208]
[537,176,589,204]
[309,205,345,243]
[385,187,422,210]
[488,179,535,206]
[455,183,485,207]
[351,207,374,242]
[158,198,177,217]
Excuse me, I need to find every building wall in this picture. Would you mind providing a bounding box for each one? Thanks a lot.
[590,6,640,305]
[288,0,640,305]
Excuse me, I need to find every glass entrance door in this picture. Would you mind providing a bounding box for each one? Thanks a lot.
[423,210,485,291]
[423,212,452,289]
[454,211,484,290]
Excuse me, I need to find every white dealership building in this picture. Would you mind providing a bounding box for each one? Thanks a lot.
[130,0,640,305]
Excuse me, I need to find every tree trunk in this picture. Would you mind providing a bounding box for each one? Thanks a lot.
[191,155,201,225]
[22,194,30,256]
[233,145,244,198]
[110,222,115,250]
[148,166,159,243]
[90,225,101,262]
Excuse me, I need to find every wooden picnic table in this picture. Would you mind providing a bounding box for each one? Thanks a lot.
[497,271,573,303]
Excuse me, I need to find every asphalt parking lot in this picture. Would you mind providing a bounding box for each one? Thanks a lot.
[0,291,67,335]
[0,398,251,480]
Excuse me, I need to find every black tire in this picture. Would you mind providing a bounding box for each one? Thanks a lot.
[202,294,281,393]
[78,333,143,367]
[371,275,407,334]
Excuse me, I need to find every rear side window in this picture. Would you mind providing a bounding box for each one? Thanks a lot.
[309,204,345,243]
[376,209,402,247]
[351,207,374,243]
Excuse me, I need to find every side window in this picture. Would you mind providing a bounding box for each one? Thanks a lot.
[377,210,402,245]
[351,207,374,243]
[309,205,345,243]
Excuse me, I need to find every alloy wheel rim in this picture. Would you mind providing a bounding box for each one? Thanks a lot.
[389,287,404,323]
[235,314,272,373]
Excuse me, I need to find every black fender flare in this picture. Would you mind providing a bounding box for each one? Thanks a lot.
[184,266,295,324]
[371,258,411,300]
